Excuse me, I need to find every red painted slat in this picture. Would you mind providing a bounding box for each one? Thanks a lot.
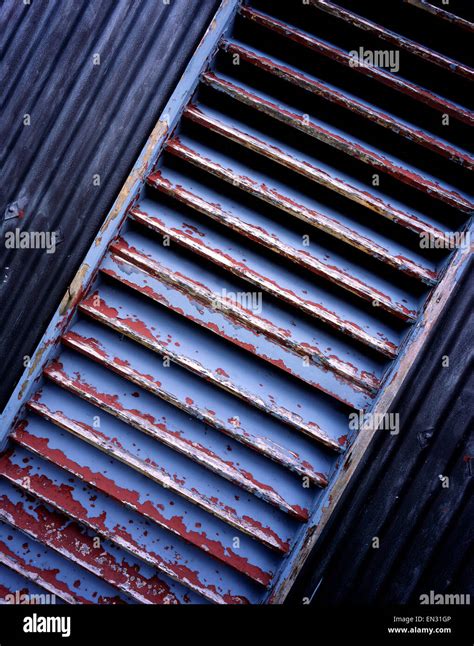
[37,362,295,554]
[29,390,310,522]
[183,104,448,254]
[404,0,474,32]
[1,435,258,604]
[131,203,401,359]
[165,137,440,284]
[0,474,182,604]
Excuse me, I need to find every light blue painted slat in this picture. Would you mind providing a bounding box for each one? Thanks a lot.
[99,249,375,409]
[113,225,387,382]
[0,475,206,604]
[146,153,422,314]
[19,393,299,555]
[30,380,305,569]
[67,309,351,450]
[132,195,403,357]
[165,131,443,276]
[44,343,335,484]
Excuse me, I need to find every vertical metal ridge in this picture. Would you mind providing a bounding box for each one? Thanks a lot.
[0,0,222,411]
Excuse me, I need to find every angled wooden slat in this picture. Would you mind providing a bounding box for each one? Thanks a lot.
[0,476,187,604]
[313,0,474,79]
[220,41,473,170]
[34,361,299,554]
[404,0,474,32]
[19,398,281,586]
[0,562,67,604]
[1,434,262,604]
[220,39,474,170]
[0,513,129,604]
[100,249,375,410]
[0,538,78,605]
[183,103,449,252]
[165,135,440,284]
[29,381,314,521]
[131,201,402,359]
[240,5,474,125]
[43,342,334,487]
[145,167,422,321]
[108,237,381,395]
[210,47,473,215]
[75,289,350,448]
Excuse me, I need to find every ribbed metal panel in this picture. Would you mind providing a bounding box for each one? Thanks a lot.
[0,0,472,604]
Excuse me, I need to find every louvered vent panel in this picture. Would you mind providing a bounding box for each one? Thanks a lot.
[1,0,472,604]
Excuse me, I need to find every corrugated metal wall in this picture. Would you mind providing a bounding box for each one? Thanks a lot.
[0,0,219,411]
[288,259,473,604]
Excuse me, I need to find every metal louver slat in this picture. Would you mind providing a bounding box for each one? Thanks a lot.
[0,0,472,605]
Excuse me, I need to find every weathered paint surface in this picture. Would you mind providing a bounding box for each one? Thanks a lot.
[183,103,452,246]
[405,0,474,32]
[240,5,474,126]
[0,0,221,413]
[313,0,474,80]
[0,0,240,438]
[0,0,471,605]
[218,42,473,170]
[105,243,381,396]
[204,62,473,215]
[130,203,403,358]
